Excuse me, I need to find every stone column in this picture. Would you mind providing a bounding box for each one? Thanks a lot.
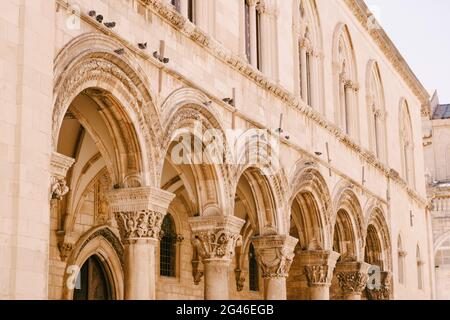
[366,271,392,300]
[248,0,258,67]
[300,39,309,103]
[252,235,298,300]
[106,187,175,300]
[336,261,370,300]
[189,215,245,300]
[299,250,340,300]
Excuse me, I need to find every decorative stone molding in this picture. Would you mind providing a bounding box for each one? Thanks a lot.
[106,187,175,244]
[50,152,75,201]
[55,0,428,208]
[252,235,298,278]
[298,250,340,287]
[366,271,391,300]
[189,215,245,262]
[335,261,370,295]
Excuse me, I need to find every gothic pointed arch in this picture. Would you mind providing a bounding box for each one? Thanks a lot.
[158,87,233,216]
[295,0,324,112]
[332,23,359,140]
[366,60,387,162]
[288,162,333,250]
[332,182,365,261]
[399,98,416,187]
[364,206,392,271]
[232,129,289,235]
[53,33,160,186]
[63,226,124,300]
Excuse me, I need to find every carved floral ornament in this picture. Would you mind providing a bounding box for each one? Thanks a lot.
[335,261,371,294]
[189,215,245,262]
[337,271,368,294]
[106,187,175,244]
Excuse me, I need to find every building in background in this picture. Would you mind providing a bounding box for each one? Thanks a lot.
[0,0,434,300]
[423,91,450,299]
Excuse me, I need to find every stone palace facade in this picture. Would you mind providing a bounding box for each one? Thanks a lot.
[0,0,434,300]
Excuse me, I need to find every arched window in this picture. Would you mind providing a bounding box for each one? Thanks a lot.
[333,24,359,139]
[248,243,259,291]
[160,214,177,277]
[74,255,112,300]
[417,245,423,290]
[397,235,406,285]
[366,61,387,162]
[187,0,196,23]
[399,99,415,186]
[171,0,181,12]
[296,0,323,110]
[243,0,264,72]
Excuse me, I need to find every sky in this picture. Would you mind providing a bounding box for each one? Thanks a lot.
[365,0,450,103]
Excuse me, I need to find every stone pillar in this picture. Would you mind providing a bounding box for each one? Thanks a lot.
[248,0,258,67]
[252,235,298,300]
[300,39,309,103]
[189,215,245,300]
[50,152,75,260]
[336,261,370,300]
[106,187,175,300]
[344,80,353,135]
[366,271,392,300]
[299,250,340,300]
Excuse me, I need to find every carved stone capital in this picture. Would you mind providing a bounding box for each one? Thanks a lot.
[252,235,298,279]
[189,215,245,262]
[366,271,392,300]
[299,250,340,287]
[50,152,75,201]
[106,187,175,244]
[335,261,370,295]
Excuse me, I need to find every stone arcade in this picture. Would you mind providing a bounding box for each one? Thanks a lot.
[0,0,434,300]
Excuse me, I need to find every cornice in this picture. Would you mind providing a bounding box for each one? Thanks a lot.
[344,0,430,106]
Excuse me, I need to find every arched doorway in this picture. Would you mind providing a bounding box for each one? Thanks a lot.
[74,255,112,300]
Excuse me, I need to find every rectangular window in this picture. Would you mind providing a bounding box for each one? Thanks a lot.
[245,3,251,63]
[188,0,195,23]
[256,10,262,70]
[306,52,312,106]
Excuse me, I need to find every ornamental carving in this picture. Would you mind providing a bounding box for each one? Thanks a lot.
[366,272,392,300]
[252,235,298,279]
[192,230,242,261]
[305,265,331,286]
[58,242,74,261]
[337,271,369,294]
[234,269,247,292]
[115,210,164,243]
[51,177,70,200]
